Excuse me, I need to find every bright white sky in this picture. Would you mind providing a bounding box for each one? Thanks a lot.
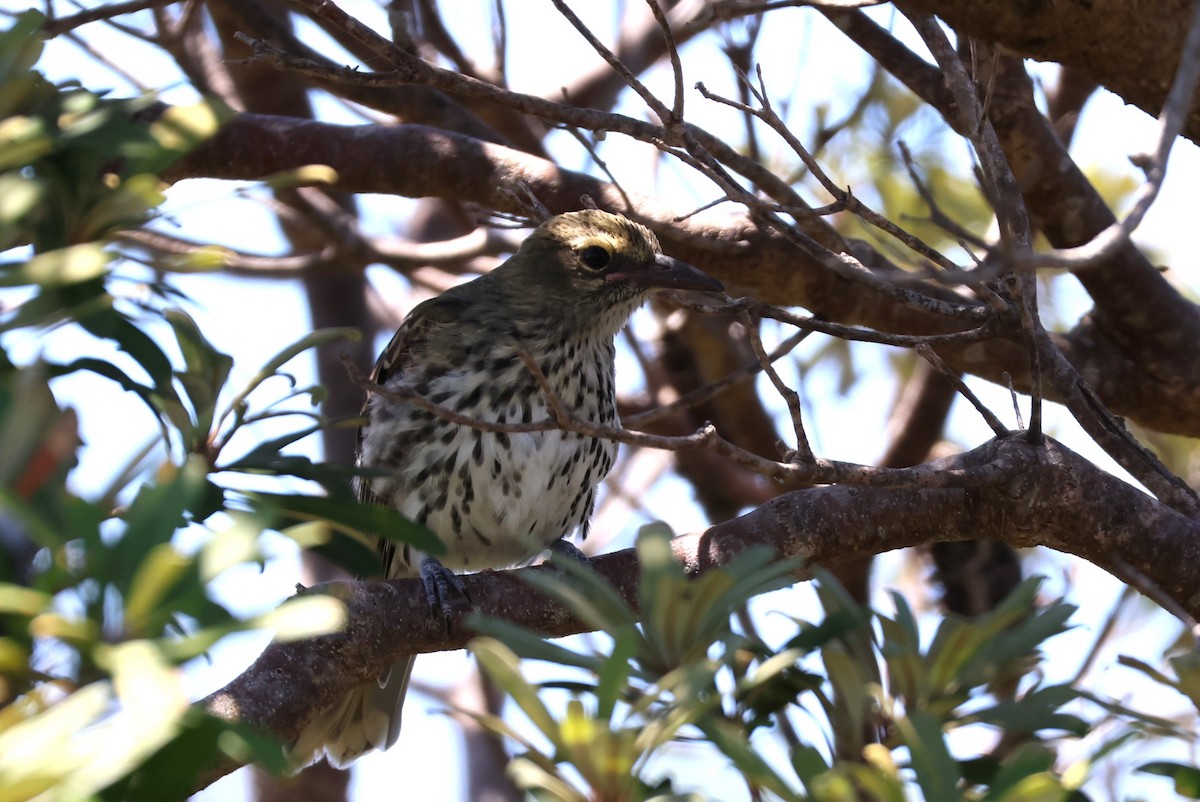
[7,1,1200,800]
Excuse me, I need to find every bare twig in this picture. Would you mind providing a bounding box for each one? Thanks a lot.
[672,294,998,349]
[916,344,1008,437]
[645,0,685,123]
[116,224,517,278]
[742,311,813,460]
[549,0,677,126]
[1109,552,1200,647]
[1038,341,1200,517]
[491,0,508,86]
[624,328,811,427]
[896,140,989,251]
[697,72,964,275]
[41,0,174,36]
[904,12,1044,445]
[347,352,1009,490]
[1002,371,1025,431]
[559,125,636,213]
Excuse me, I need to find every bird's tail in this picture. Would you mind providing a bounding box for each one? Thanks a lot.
[289,656,415,769]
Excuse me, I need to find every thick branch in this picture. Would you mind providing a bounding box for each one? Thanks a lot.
[900,0,1200,146]
[161,112,1200,436]
[197,435,1200,790]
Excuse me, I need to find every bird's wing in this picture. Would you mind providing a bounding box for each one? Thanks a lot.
[367,294,471,391]
[356,293,472,500]
[355,294,473,574]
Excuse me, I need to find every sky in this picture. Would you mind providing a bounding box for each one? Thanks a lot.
[5,1,1200,800]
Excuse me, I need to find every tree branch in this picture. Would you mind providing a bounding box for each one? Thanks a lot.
[195,434,1200,792]
[898,0,1200,146]
[159,111,1200,437]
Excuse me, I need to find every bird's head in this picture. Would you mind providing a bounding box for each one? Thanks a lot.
[499,210,723,335]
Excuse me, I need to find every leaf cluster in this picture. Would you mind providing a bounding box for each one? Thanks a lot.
[470,526,1200,802]
[0,15,436,798]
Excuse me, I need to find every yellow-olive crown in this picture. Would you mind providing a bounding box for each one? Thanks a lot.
[498,210,720,317]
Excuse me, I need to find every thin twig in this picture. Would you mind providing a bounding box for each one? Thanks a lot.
[1070,586,1136,685]
[697,72,963,276]
[1002,371,1025,431]
[904,12,1044,445]
[492,0,508,87]
[560,125,636,213]
[896,140,989,251]
[916,344,1008,437]
[669,294,998,349]
[645,0,685,123]
[116,224,515,278]
[1109,552,1200,648]
[41,0,174,35]
[624,328,810,427]
[742,311,813,460]
[345,354,1011,490]
[549,0,676,126]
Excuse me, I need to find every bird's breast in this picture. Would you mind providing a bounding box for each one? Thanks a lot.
[360,338,619,575]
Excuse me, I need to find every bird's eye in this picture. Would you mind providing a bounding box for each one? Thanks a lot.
[579,245,611,271]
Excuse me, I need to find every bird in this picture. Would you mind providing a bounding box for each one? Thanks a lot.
[290,209,723,767]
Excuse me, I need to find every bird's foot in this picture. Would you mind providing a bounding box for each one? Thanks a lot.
[548,538,592,568]
[419,555,471,632]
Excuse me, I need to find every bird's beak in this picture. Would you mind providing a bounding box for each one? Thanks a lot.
[607,253,724,292]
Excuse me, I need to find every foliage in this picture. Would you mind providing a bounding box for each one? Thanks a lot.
[472,531,1200,801]
[0,13,436,799]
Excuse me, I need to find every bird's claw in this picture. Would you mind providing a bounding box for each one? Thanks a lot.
[548,538,592,568]
[419,555,471,632]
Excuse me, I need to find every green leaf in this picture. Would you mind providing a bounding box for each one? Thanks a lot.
[472,638,560,741]
[1138,761,1200,798]
[0,12,46,90]
[595,628,636,720]
[791,744,831,787]
[507,756,587,802]
[520,559,637,637]
[785,605,868,653]
[0,243,110,287]
[78,307,174,391]
[293,522,381,578]
[261,164,339,189]
[0,173,44,249]
[0,584,50,616]
[989,773,1069,802]
[971,685,1088,736]
[123,544,190,635]
[166,308,233,440]
[980,743,1057,802]
[0,276,108,334]
[899,711,959,802]
[250,490,443,557]
[252,595,346,641]
[696,717,800,800]
[0,683,111,794]
[218,327,360,434]
[467,614,602,671]
[49,356,159,421]
[141,101,226,171]
[1169,649,1200,712]
[219,424,324,473]
[0,115,52,172]
[118,458,210,588]
[105,710,286,802]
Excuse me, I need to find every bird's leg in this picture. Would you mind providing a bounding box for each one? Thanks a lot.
[548,538,592,567]
[419,554,471,631]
